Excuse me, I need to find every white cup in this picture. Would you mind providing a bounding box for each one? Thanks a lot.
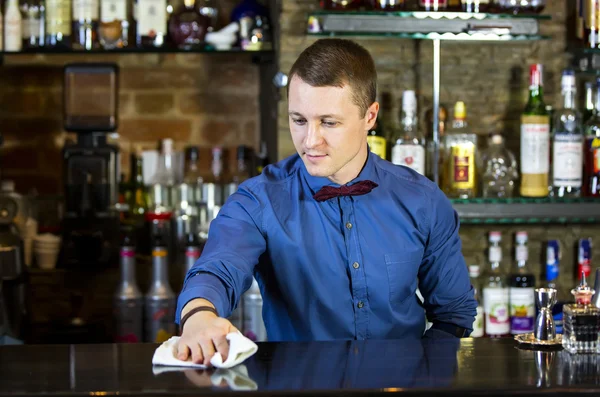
[36,251,58,270]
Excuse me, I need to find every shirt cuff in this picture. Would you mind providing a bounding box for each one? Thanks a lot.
[175,272,230,324]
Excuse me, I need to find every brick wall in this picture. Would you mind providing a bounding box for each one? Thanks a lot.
[277,0,600,299]
[0,53,260,195]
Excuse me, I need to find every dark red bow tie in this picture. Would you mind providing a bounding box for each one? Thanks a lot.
[313,180,379,202]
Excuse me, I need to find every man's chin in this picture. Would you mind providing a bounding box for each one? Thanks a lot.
[303,162,331,178]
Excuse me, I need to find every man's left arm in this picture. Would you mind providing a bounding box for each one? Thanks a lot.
[418,187,477,338]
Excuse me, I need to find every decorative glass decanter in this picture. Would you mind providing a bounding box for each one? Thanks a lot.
[562,272,600,354]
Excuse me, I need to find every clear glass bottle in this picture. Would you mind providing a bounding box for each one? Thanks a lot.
[496,0,545,14]
[183,145,204,204]
[551,69,583,198]
[72,0,99,50]
[480,133,519,198]
[584,81,595,124]
[419,0,447,11]
[21,0,43,49]
[425,105,447,185]
[562,272,600,354]
[469,264,484,338]
[150,138,178,213]
[461,0,490,12]
[520,64,550,197]
[391,91,426,176]
[168,0,210,49]
[202,147,225,224]
[99,0,130,49]
[483,231,510,338]
[443,101,478,198]
[509,231,535,335]
[5,0,22,52]
[136,0,167,48]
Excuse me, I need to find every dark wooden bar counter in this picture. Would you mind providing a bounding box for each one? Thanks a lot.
[1,337,600,396]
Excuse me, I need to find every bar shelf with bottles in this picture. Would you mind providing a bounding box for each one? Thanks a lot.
[571,0,600,74]
[0,0,273,55]
[307,0,550,41]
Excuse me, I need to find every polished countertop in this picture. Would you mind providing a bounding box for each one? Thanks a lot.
[1,337,599,396]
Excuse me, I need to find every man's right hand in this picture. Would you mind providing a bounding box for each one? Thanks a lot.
[177,300,239,366]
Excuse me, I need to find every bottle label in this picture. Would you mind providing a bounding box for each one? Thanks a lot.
[471,306,484,338]
[585,0,600,30]
[553,133,583,187]
[101,0,127,23]
[46,0,73,35]
[137,0,167,37]
[367,135,387,160]
[587,136,600,174]
[450,144,475,189]
[5,17,21,51]
[489,246,502,263]
[483,287,509,335]
[509,287,535,334]
[391,144,425,175]
[114,299,143,343]
[146,301,176,343]
[73,0,99,20]
[22,16,41,40]
[520,117,550,174]
[516,245,528,262]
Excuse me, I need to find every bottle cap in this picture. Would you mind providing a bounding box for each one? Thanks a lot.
[489,231,502,243]
[402,90,417,113]
[529,64,543,87]
[516,231,528,244]
[572,271,595,305]
[454,101,466,120]
[162,138,174,154]
[468,265,480,277]
[490,134,503,145]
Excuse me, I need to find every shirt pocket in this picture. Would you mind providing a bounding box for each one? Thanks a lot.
[385,250,423,306]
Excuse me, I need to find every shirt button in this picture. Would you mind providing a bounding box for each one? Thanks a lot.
[357,301,364,309]
[353,262,360,269]
[346,222,352,230]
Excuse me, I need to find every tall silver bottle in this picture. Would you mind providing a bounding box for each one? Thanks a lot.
[114,237,144,343]
[184,232,201,278]
[145,236,177,343]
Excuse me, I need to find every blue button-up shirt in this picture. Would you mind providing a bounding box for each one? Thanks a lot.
[177,151,477,341]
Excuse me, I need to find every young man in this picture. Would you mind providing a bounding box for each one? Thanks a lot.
[175,38,476,365]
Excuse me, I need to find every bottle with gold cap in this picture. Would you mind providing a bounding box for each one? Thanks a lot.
[443,101,478,198]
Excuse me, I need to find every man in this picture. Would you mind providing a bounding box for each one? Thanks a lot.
[176,38,477,366]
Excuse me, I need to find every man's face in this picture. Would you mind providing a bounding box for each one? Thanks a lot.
[288,75,378,185]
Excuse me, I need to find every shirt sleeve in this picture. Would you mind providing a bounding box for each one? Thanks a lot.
[417,186,477,334]
[175,182,267,323]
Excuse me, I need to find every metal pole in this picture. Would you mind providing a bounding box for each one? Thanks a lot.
[432,39,441,186]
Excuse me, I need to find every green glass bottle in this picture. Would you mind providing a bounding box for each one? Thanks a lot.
[520,63,550,198]
[126,148,150,253]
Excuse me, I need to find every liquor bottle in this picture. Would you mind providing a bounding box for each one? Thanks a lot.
[443,101,478,198]
[509,231,535,335]
[182,145,203,204]
[319,0,362,10]
[419,0,447,11]
[136,0,167,48]
[369,0,404,11]
[391,91,426,175]
[243,278,266,342]
[114,236,144,343]
[45,0,72,47]
[183,232,201,278]
[483,231,510,338]
[145,236,176,343]
[5,0,23,51]
[584,81,595,124]
[551,69,583,198]
[447,0,460,10]
[230,145,252,186]
[480,132,519,198]
[576,0,585,44]
[127,149,149,255]
[584,77,600,197]
[462,0,490,13]
[168,0,210,49]
[546,240,564,334]
[150,138,178,211]
[585,0,600,49]
[99,0,130,49]
[203,147,225,224]
[425,105,447,184]
[21,0,43,49]
[367,110,387,161]
[496,0,544,14]
[578,238,592,282]
[72,0,99,50]
[562,272,600,354]
[520,64,550,197]
[469,264,484,338]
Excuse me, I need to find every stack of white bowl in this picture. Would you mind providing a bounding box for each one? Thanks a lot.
[34,234,61,270]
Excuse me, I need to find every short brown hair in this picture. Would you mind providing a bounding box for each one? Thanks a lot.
[288,39,377,117]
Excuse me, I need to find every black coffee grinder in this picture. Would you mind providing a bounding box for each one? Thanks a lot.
[61,64,120,268]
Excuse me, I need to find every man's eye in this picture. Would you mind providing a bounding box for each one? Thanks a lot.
[292,118,306,125]
[322,121,338,127]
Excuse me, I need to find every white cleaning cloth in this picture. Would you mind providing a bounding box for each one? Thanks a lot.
[152,332,258,369]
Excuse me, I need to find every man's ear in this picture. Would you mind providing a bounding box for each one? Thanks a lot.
[365,101,380,130]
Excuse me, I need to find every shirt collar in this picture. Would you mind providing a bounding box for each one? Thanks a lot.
[301,149,379,194]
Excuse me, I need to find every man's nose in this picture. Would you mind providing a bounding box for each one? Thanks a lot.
[305,123,324,148]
